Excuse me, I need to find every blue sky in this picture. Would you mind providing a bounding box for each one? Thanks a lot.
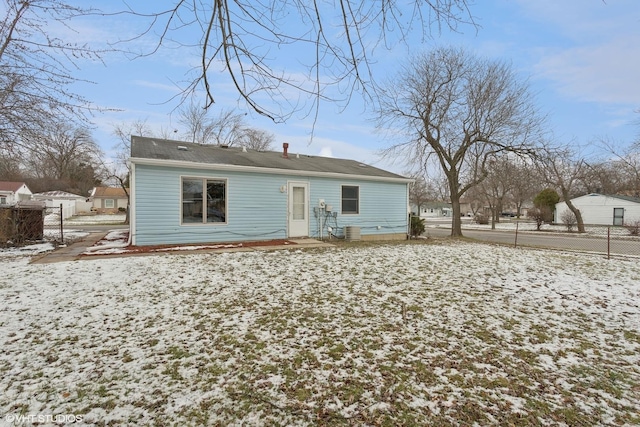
[67,0,640,174]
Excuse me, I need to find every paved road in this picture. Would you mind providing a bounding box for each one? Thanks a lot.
[426,226,640,257]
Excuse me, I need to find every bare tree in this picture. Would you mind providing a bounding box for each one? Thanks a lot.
[178,102,274,150]
[378,47,543,237]
[409,175,431,216]
[0,0,105,150]
[112,120,154,162]
[510,159,541,218]
[580,159,627,195]
[0,148,22,180]
[237,128,274,151]
[115,1,475,123]
[478,155,517,228]
[599,138,640,197]
[535,143,587,233]
[21,124,103,195]
[178,103,239,145]
[462,184,486,218]
[108,120,157,223]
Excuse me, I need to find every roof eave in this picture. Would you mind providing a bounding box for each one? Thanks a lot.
[130,157,412,184]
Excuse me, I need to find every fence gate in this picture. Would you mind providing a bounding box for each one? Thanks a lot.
[43,205,64,244]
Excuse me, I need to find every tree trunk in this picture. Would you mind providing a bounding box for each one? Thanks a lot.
[451,196,463,236]
[565,199,585,233]
[450,177,463,237]
[491,207,496,230]
[124,204,130,225]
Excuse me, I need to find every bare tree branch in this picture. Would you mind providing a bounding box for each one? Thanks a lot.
[109,1,476,124]
[0,0,108,151]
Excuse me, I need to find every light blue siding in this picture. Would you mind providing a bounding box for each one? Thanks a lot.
[308,178,408,239]
[133,164,408,245]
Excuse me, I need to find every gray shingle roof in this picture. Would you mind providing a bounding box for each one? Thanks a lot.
[609,194,640,204]
[130,136,408,180]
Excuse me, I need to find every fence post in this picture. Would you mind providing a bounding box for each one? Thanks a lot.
[514,221,519,248]
[59,203,64,244]
[607,227,610,260]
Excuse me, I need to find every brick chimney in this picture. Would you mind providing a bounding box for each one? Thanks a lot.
[283,142,289,159]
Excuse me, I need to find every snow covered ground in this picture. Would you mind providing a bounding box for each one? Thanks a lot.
[1,241,639,425]
[61,214,126,226]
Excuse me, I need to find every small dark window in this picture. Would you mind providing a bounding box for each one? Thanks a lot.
[342,185,359,214]
[613,207,624,226]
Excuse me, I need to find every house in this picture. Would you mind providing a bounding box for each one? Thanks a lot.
[0,181,32,205]
[90,187,129,214]
[129,136,412,246]
[555,193,640,226]
[412,201,452,218]
[32,190,93,219]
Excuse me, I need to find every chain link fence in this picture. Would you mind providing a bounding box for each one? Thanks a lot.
[508,221,640,259]
[44,205,65,245]
[422,218,640,259]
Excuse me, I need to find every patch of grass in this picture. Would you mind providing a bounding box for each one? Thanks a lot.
[162,361,183,380]
[623,330,640,343]
[167,345,190,359]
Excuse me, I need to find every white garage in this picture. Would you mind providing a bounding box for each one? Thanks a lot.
[555,193,640,226]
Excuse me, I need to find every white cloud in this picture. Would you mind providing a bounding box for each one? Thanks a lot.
[535,35,640,105]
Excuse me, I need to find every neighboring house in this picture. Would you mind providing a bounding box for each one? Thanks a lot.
[0,181,32,205]
[555,193,640,226]
[90,187,129,214]
[412,202,452,218]
[32,190,93,219]
[129,136,412,246]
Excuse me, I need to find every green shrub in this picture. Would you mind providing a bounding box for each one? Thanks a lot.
[533,188,559,223]
[410,216,425,237]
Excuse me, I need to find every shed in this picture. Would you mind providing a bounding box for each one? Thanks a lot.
[555,193,640,226]
[129,136,412,246]
[32,190,92,219]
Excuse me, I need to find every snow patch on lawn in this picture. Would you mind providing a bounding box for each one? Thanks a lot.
[0,242,638,425]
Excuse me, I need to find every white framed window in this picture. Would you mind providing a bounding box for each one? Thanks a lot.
[341,185,359,214]
[181,177,227,224]
[0,196,6,204]
[104,199,115,209]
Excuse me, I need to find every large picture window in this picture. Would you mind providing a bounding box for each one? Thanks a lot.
[182,178,227,224]
[341,185,359,214]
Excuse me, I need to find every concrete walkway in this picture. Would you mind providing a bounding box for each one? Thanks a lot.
[31,235,334,264]
[31,232,108,264]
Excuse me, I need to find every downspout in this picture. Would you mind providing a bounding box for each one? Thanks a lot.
[406,182,411,238]
[128,160,135,246]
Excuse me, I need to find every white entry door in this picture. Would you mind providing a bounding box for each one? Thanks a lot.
[288,182,309,237]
